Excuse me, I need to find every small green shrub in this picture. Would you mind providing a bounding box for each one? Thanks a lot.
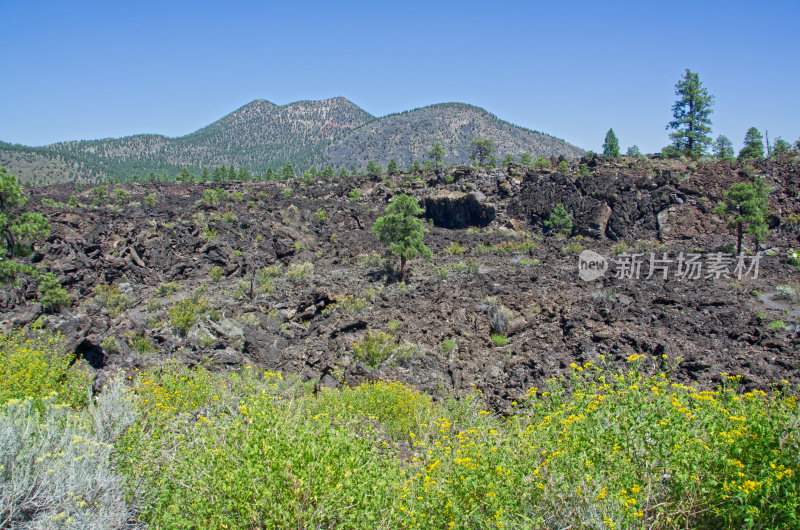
[283,188,292,198]
[557,160,569,172]
[544,204,573,235]
[143,193,156,207]
[769,320,787,331]
[534,156,551,168]
[208,265,225,282]
[443,241,467,255]
[128,333,155,355]
[94,283,132,317]
[315,209,327,222]
[348,189,362,201]
[287,262,314,282]
[37,272,72,311]
[0,328,92,408]
[562,241,586,253]
[167,296,208,336]
[156,282,181,296]
[441,339,457,354]
[100,336,120,354]
[491,333,509,346]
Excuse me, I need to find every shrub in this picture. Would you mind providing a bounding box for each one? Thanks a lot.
[557,160,569,172]
[443,241,467,255]
[352,330,421,369]
[534,156,551,168]
[283,188,292,198]
[0,328,92,409]
[562,241,586,253]
[127,333,154,355]
[348,189,361,201]
[156,281,181,296]
[101,336,120,354]
[208,265,225,282]
[315,209,327,222]
[769,319,787,331]
[94,284,132,318]
[143,193,156,207]
[441,339,457,354]
[0,379,136,529]
[544,203,573,235]
[287,262,314,282]
[37,271,72,311]
[167,296,208,336]
[491,333,509,346]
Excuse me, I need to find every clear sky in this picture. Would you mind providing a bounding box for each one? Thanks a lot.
[1,0,798,154]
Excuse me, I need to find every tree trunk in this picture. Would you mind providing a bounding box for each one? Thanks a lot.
[400,256,407,282]
[736,222,743,254]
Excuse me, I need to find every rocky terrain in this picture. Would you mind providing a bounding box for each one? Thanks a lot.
[3,155,800,411]
[0,98,581,185]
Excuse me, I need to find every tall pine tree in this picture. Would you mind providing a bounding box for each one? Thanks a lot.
[666,69,714,158]
[603,129,620,157]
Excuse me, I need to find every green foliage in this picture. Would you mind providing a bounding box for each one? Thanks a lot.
[0,327,93,408]
[519,152,533,165]
[626,145,642,157]
[441,339,457,354]
[365,160,382,177]
[428,142,445,170]
[469,137,496,168]
[667,69,715,158]
[387,159,399,174]
[37,271,72,311]
[352,330,419,369]
[409,160,422,173]
[1,378,136,528]
[91,185,108,204]
[502,154,515,168]
[490,333,509,346]
[371,194,432,281]
[101,335,120,354]
[287,261,314,282]
[302,170,314,185]
[562,241,586,253]
[128,332,155,355]
[280,161,295,180]
[337,166,348,178]
[739,127,765,159]
[112,362,800,529]
[167,295,208,336]
[772,137,792,158]
[715,176,770,253]
[579,163,590,176]
[0,168,50,258]
[143,193,156,207]
[347,188,361,201]
[534,156,550,168]
[768,319,787,331]
[443,241,467,255]
[203,187,226,206]
[475,238,538,255]
[543,203,573,235]
[557,160,569,172]
[156,281,181,296]
[67,195,80,207]
[603,128,620,157]
[315,209,327,222]
[208,265,225,282]
[94,283,132,317]
[714,135,735,160]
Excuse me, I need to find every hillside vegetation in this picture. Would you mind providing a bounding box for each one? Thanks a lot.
[0,98,581,185]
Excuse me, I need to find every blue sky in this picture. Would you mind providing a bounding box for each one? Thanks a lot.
[1,0,798,154]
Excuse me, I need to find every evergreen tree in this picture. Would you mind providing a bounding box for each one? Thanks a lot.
[0,168,49,258]
[738,127,765,160]
[713,135,735,160]
[228,165,237,181]
[321,165,336,179]
[238,168,251,181]
[667,69,715,158]
[603,129,620,157]
[281,162,295,180]
[409,160,422,173]
[519,153,533,165]
[771,137,791,157]
[502,154,515,168]
[543,203,573,236]
[626,145,642,157]
[371,194,432,282]
[469,138,496,168]
[265,167,275,180]
[428,142,445,170]
[387,159,399,174]
[715,176,770,253]
[201,167,211,182]
[213,166,227,182]
[366,161,382,177]
[176,167,195,183]
[337,167,348,178]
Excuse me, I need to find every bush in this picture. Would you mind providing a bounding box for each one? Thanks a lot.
[490,333,509,346]
[208,265,225,282]
[544,203,573,235]
[287,261,314,282]
[347,189,361,201]
[167,296,208,336]
[557,160,569,172]
[0,378,137,529]
[94,284,132,317]
[0,328,93,409]
[534,156,551,168]
[112,362,800,529]
[37,271,72,311]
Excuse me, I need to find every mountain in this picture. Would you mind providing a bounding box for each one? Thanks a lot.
[0,98,583,184]
[324,103,583,169]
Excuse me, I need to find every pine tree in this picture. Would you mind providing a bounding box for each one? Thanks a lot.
[543,203,573,236]
[715,176,770,253]
[519,153,533,165]
[428,142,445,170]
[713,135,735,160]
[0,168,49,258]
[371,194,432,282]
[281,162,295,180]
[387,159,399,174]
[772,137,791,157]
[366,161,382,177]
[738,127,765,160]
[337,167,348,178]
[667,69,715,158]
[469,138,496,168]
[321,165,335,179]
[603,129,620,157]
